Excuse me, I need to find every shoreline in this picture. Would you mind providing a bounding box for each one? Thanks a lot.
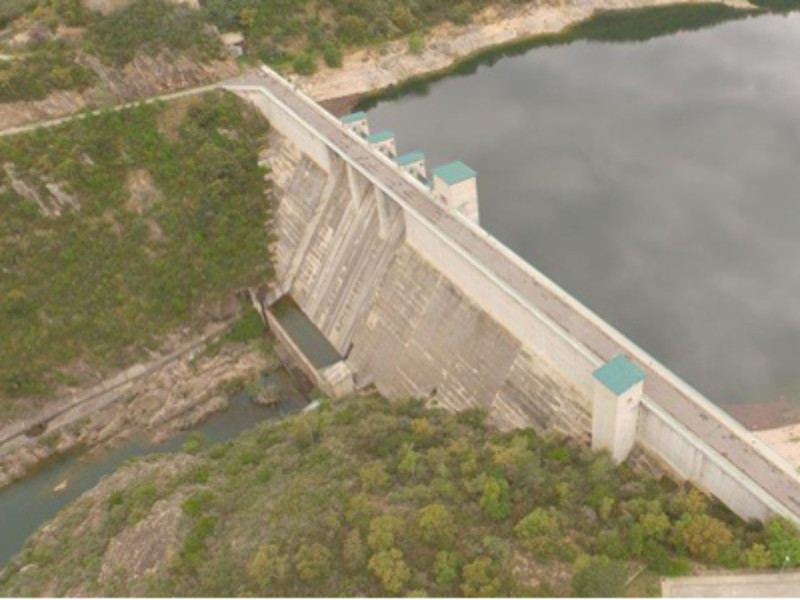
[303,0,753,111]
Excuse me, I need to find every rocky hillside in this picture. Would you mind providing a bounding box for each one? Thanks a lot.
[2,396,799,596]
[0,90,273,424]
[0,0,237,129]
[4,0,797,129]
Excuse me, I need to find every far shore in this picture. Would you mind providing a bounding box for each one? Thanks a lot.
[303,0,752,112]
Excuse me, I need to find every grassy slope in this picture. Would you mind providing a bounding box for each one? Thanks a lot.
[2,397,799,596]
[0,91,273,419]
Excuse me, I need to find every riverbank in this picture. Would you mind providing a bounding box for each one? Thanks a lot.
[0,317,279,490]
[303,0,753,112]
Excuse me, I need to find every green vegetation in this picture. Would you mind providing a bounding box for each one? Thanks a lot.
[0,0,37,29]
[3,396,799,596]
[0,40,95,101]
[0,0,223,103]
[201,0,505,70]
[408,31,426,55]
[0,91,273,419]
[85,0,223,67]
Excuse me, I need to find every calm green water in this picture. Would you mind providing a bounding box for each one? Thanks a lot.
[0,370,306,567]
[363,11,800,408]
[272,295,342,368]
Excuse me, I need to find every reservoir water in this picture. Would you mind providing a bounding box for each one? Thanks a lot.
[363,11,800,410]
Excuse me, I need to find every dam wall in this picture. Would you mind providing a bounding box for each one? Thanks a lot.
[226,69,800,526]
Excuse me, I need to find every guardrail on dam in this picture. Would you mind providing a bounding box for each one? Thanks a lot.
[225,67,800,525]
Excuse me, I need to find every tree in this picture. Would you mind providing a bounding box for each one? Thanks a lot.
[434,550,461,586]
[368,549,411,594]
[671,514,733,562]
[398,445,418,476]
[572,557,628,597]
[367,515,405,551]
[418,503,455,545]
[480,477,511,521]
[360,463,389,491]
[514,508,559,556]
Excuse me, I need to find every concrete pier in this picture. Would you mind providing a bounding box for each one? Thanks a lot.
[592,356,645,463]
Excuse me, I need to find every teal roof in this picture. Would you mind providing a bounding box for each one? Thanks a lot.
[341,112,367,124]
[397,151,425,166]
[433,161,477,185]
[593,356,645,395]
[367,130,394,144]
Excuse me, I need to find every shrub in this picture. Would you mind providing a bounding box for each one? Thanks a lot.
[764,518,800,567]
[449,2,474,25]
[292,53,318,76]
[322,42,343,68]
[744,543,772,569]
[572,557,628,597]
[514,508,560,557]
[247,544,289,590]
[294,543,332,581]
[408,31,425,55]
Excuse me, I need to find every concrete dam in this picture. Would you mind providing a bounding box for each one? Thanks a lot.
[225,68,800,526]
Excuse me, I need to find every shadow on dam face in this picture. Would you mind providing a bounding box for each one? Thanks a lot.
[270,295,342,370]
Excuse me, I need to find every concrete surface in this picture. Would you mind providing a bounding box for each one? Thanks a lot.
[662,571,800,597]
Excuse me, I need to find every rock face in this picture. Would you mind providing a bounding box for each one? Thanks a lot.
[99,494,185,587]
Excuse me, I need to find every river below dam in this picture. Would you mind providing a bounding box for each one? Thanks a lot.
[362,10,800,414]
[0,369,307,568]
